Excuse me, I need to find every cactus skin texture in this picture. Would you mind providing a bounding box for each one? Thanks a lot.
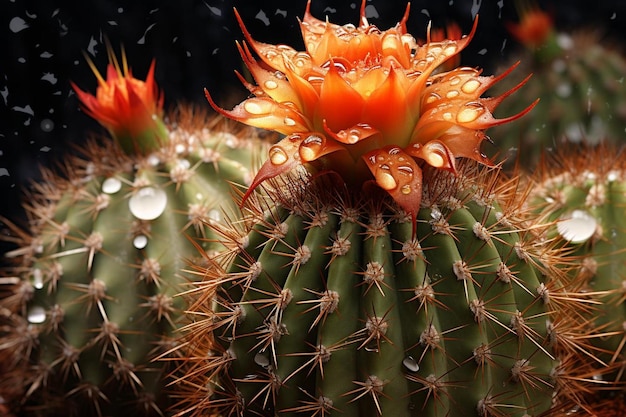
[0,106,269,415]
[174,162,585,417]
[489,3,626,167]
[525,144,626,411]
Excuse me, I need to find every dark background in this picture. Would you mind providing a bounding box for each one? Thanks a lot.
[1,0,625,252]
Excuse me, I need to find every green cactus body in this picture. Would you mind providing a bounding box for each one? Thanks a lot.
[526,144,626,400]
[0,109,268,416]
[489,31,626,167]
[178,163,576,417]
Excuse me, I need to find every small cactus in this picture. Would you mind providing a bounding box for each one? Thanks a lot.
[524,143,626,406]
[173,1,587,416]
[489,2,626,167]
[0,51,269,416]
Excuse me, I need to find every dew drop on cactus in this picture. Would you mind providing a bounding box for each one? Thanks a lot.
[128,186,168,220]
[556,210,597,243]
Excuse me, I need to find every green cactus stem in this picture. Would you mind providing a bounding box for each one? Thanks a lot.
[524,143,626,408]
[0,107,269,416]
[175,161,584,417]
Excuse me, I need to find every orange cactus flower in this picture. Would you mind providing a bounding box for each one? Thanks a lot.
[207,0,536,225]
[506,2,554,48]
[71,48,167,155]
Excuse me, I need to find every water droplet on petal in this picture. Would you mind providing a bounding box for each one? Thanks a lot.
[27,306,46,324]
[461,79,481,94]
[403,356,419,372]
[557,210,597,243]
[264,80,278,90]
[133,235,149,249]
[269,146,289,165]
[377,172,397,190]
[401,185,411,195]
[102,177,122,194]
[244,100,265,115]
[457,105,485,123]
[129,187,168,220]
[283,117,296,126]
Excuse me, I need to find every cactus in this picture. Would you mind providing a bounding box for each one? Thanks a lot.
[176,162,588,417]
[0,51,269,416]
[523,143,626,408]
[173,1,588,416]
[488,2,626,167]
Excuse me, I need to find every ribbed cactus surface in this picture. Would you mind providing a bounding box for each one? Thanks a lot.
[176,163,580,417]
[525,144,626,405]
[0,109,268,416]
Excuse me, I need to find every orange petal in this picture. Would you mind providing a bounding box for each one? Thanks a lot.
[298,133,346,162]
[237,42,302,106]
[406,140,457,173]
[323,120,379,145]
[205,89,309,135]
[241,134,305,206]
[363,146,423,231]
[317,62,364,132]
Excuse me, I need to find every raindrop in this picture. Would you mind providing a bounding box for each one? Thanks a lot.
[27,306,46,324]
[129,187,168,220]
[403,356,419,372]
[102,177,122,194]
[557,210,597,243]
[138,23,157,44]
[40,119,54,132]
[254,353,270,367]
[9,17,29,33]
[255,10,270,26]
[269,146,288,165]
[133,235,148,249]
[0,168,8,177]
[41,73,58,84]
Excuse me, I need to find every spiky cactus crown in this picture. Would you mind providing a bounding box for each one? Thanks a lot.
[206,0,537,225]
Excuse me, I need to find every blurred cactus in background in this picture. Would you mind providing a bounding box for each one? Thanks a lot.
[0,50,269,416]
[488,1,626,167]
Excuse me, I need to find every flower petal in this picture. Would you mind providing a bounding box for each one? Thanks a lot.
[242,134,305,206]
[205,90,309,135]
[406,140,457,172]
[363,146,423,229]
[317,62,365,132]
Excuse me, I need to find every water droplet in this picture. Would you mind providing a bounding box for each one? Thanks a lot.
[254,353,270,367]
[457,105,484,123]
[133,235,148,249]
[442,112,453,121]
[269,146,288,165]
[27,306,46,324]
[377,172,397,191]
[461,79,481,94]
[32,268,44,289]
[40,118,54,132]
[557,210,597,243]
[403,356,419,372]
[446,90,459,99]
[129,187,168,220]
[283,117,296,126]
[102,177,122,194]
[401,185,411,195]
[264,80,278,89]
[244,100,265,115]
[9,17,29,33]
